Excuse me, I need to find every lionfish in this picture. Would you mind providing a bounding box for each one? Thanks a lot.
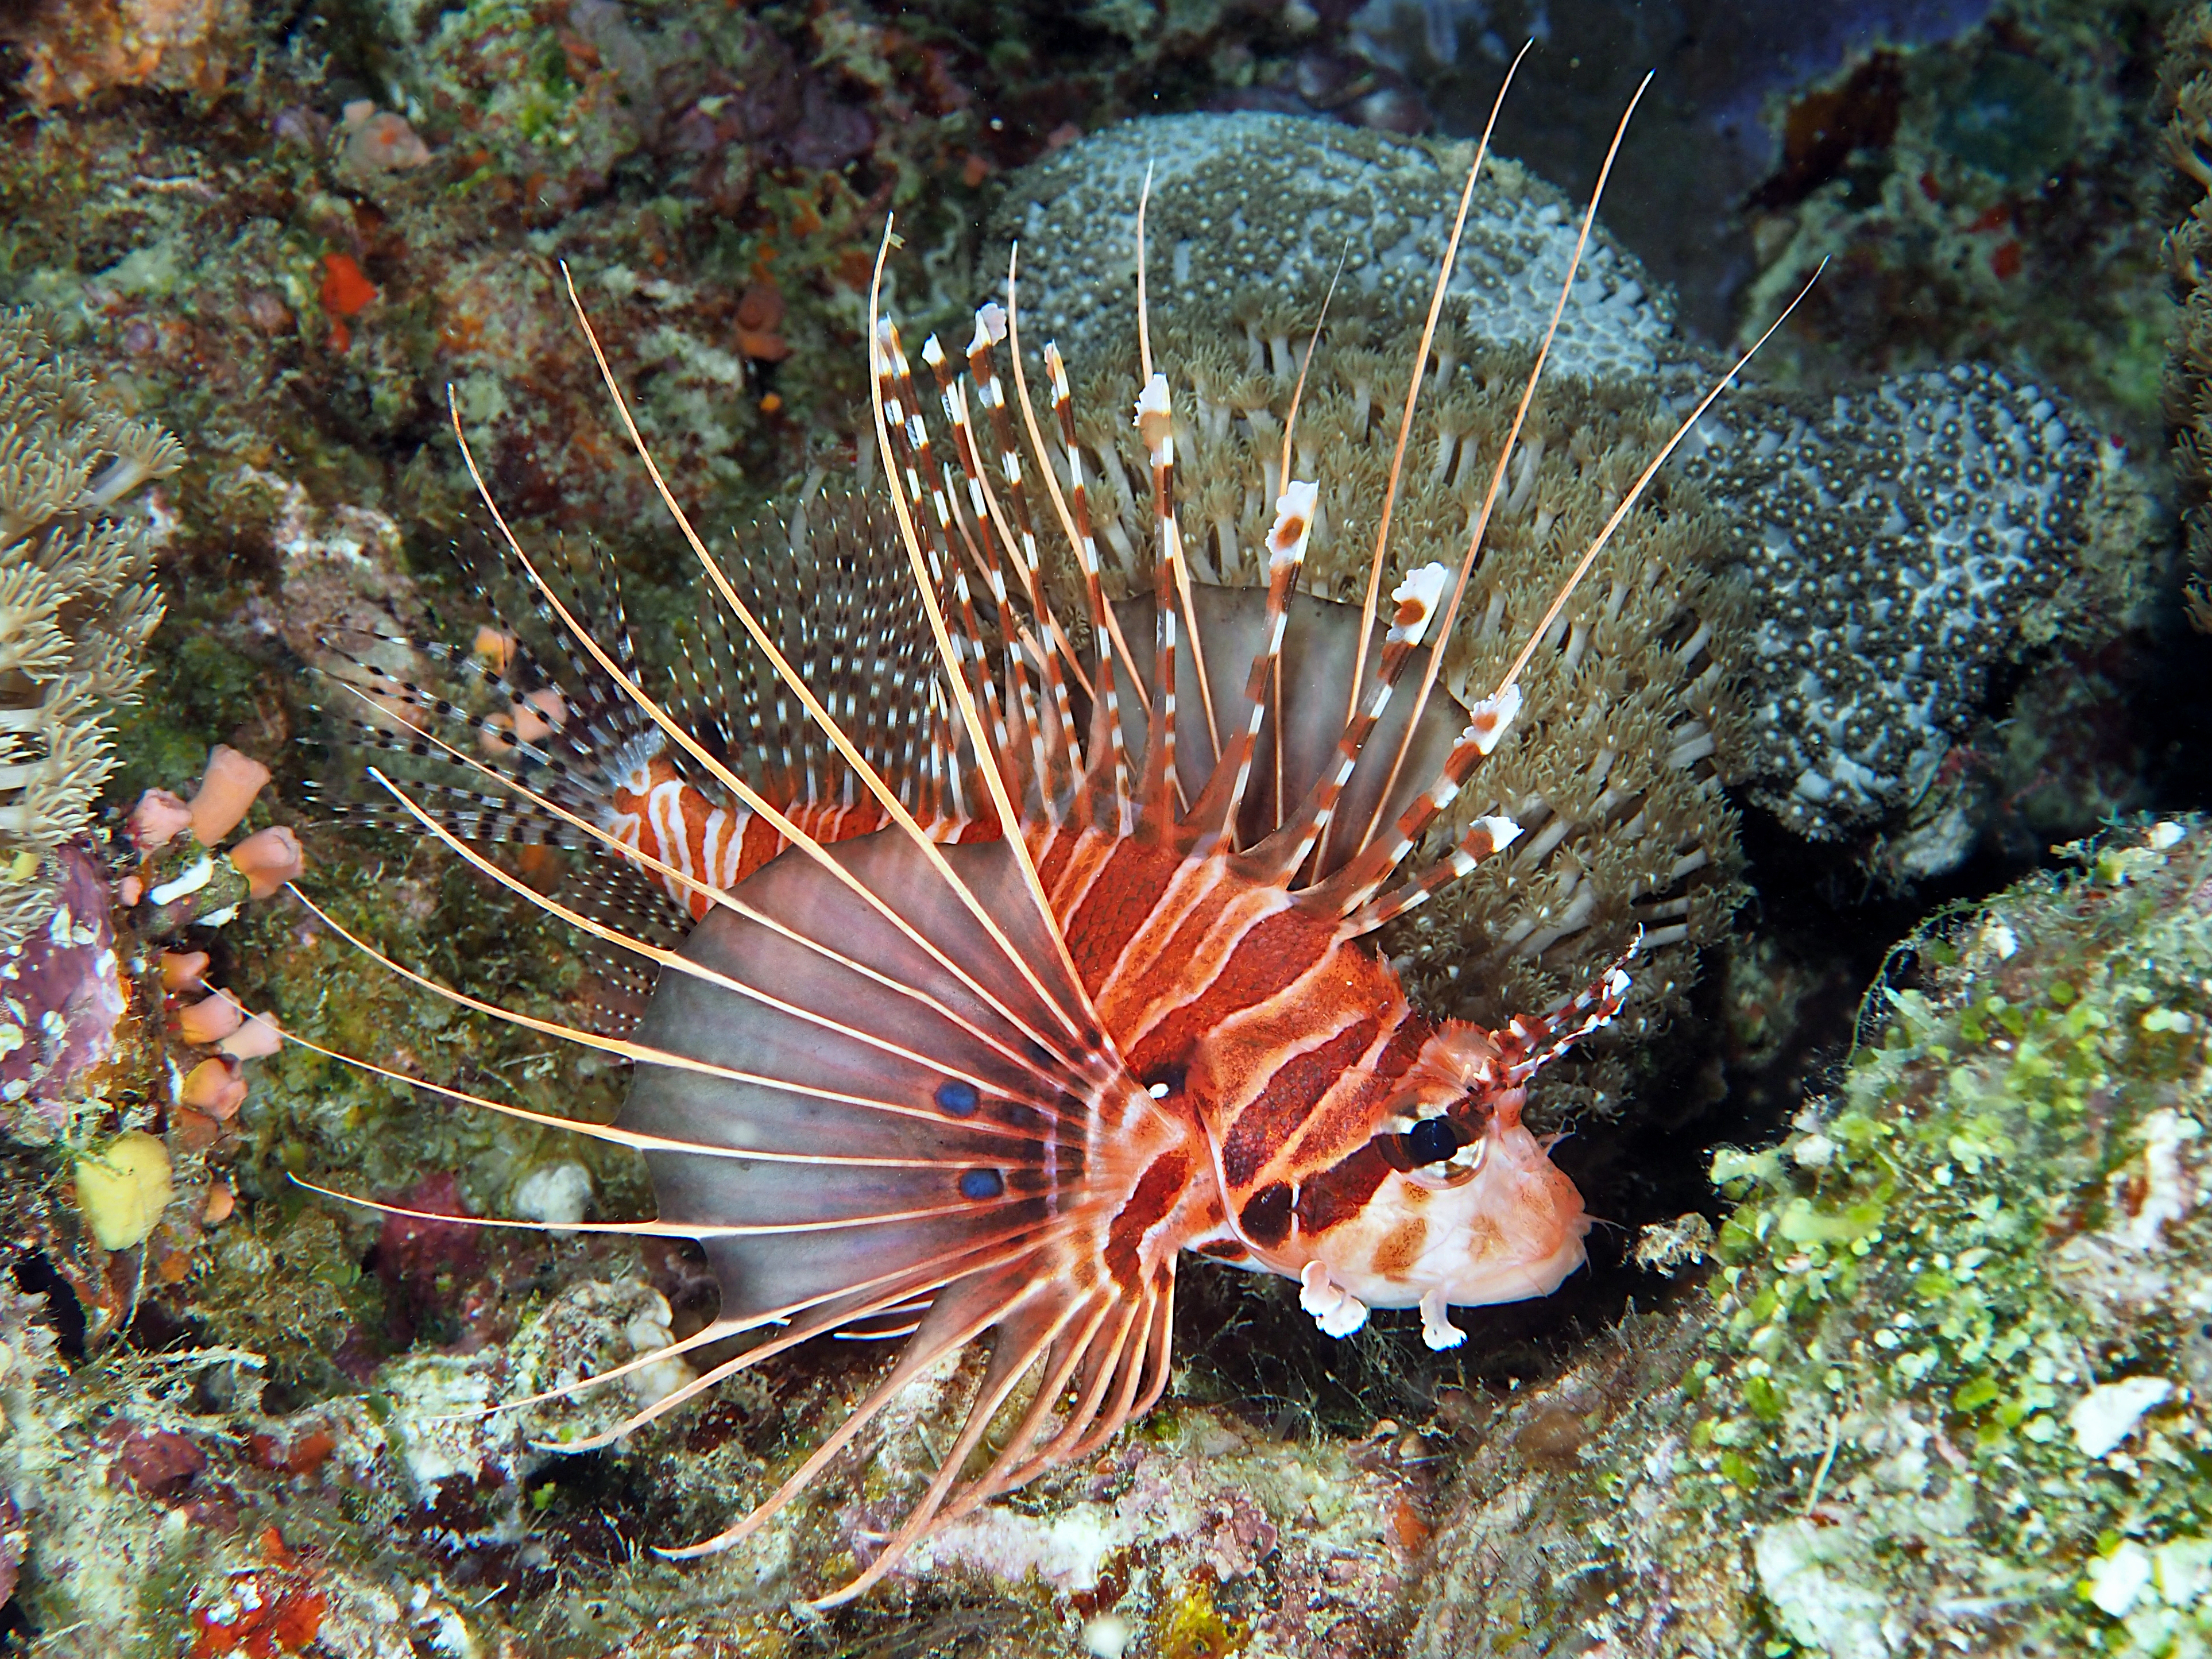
[295,68,1793,1606]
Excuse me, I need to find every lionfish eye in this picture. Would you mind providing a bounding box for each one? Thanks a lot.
[1402,1116,1461,1167]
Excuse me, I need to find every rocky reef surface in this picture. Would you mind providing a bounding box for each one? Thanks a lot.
[9,814,2212,1654]
[1416,817,2212,1658]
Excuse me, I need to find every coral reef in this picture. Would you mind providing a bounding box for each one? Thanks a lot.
[0,1263,695,1653]
[0,738,305,1395]
[1,1204,1440,1652]
[1681,362,2094,840]
[998,114,2133,891]
[2167,1,2212,621]
[0,0,2187,1651]
[0,313,178,947]
[1412,818,2212,1656]
[18,806,2212,1654]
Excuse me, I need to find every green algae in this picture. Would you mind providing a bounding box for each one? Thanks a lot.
[1414,819,2212,1658]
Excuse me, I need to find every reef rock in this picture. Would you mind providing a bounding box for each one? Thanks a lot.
[0,0,255,109]
[1412,817,2212,1657]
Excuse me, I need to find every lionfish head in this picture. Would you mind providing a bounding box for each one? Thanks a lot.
[1329,1019,1591,1327]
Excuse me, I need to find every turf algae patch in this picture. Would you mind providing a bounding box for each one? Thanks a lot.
[1411,818,2212,1657]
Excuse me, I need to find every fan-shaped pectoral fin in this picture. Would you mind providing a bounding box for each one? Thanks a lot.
[624,831,1124,1330]
[606,823,1189,1598]
[806,1258,1108,1608]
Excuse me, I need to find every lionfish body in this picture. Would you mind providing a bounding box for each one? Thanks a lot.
[316,80,1773,1606]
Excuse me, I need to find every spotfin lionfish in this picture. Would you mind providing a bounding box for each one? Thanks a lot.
[289,63,1803,1606]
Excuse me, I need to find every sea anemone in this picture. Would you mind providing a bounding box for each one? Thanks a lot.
[0,311,180,946]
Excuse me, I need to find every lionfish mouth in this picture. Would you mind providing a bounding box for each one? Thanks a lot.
[289,55,1810,1608]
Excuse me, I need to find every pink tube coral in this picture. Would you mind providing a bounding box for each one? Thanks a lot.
[229,826,304,899]
[187,747,272,844]
[158,950,209,993]
[215,1011,282,1061]
[179,1057,246,1121]
[128,790,193,852]
[175,994,243,1046]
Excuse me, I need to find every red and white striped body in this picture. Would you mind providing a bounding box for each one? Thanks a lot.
[600,736,1599,1346]
[605,745,999,922]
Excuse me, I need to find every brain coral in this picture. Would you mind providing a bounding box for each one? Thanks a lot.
[0,313,180,945]
[1680,364,2092,840]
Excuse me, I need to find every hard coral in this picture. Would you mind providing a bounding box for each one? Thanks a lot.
[1682,362,2093,840]
[0,313,180,947]
[993,112,1681,386]
[1004,113,2109,877]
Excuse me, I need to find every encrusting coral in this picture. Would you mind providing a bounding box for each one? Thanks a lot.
[0,312,179,947]
[1680,363,2094,843]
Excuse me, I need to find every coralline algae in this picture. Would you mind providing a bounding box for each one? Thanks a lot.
[0,839,125,1135]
